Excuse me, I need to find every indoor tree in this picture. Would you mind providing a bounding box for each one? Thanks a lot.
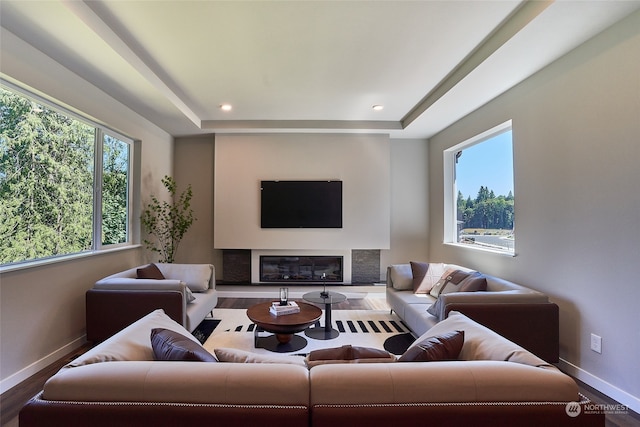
[140,175,195,263]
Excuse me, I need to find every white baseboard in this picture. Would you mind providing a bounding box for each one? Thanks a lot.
[0,335,86,395]
[558,358,640,415]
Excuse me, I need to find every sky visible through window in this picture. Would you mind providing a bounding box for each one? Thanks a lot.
[456,130,513,199]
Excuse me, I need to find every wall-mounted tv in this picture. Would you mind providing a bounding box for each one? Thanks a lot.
[261,180,342,228]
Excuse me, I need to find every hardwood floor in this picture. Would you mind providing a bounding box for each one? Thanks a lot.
[1,343,92,427]
[2,291,638,427]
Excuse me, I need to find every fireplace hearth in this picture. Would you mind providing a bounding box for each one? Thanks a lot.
[260,255,343,283]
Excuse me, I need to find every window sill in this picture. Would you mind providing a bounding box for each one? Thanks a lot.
[443,242,516,257]
[0,244,141,274]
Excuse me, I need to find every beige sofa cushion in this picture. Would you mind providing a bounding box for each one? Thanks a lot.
[214,348,306,366]
[67,309,195,368]
[310,360,578,405]
[156,263,212,292]
[44,362,311,405]
[414,311,553,369]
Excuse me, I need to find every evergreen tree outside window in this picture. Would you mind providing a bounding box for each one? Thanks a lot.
[0,84,132,266]
[102,134,130,246]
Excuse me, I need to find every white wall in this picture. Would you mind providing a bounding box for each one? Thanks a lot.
[428,11,640,412]
[0,29,173,392]
[214,134,391,251]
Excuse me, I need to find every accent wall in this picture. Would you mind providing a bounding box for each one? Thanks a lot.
[213,133,391,251]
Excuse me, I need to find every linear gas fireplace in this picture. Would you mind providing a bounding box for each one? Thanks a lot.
[260,256,343,283]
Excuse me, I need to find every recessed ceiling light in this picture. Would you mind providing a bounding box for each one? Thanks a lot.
[372,104,384,111]
[220,104,232,111]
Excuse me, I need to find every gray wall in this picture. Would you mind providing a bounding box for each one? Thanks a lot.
[428,11,640,411]
[172,135,217,265]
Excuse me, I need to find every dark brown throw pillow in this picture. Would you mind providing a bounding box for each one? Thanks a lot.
[410,261,429,292]
[150,328,217,362]
[441,270,487,295]
[306,345,396,367]
[458,272,487,292]
[398,330,464,362]
[137,263,165,280]
[308,344,394,361]
[446,270,471,285]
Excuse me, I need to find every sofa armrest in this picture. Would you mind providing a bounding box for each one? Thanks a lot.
[86,289,185,342]
[440,289,548,304]
[444,302,559,363]
[94,278,185,291]
[429,290,549,324]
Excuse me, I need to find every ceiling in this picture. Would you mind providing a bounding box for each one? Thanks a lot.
[1,1,639,139]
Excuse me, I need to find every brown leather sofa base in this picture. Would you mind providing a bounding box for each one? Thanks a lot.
[20,396,604,427]
[311,401,604,427]
[19,395,309,427]
[86,289,183,342]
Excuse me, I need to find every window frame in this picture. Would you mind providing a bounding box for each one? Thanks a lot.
[0,80,137,270]
[443,120,515,256]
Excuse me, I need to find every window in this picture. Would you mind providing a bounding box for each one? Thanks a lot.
[101,134,130,245]
[444,121,514,254]
[0,83,133,266]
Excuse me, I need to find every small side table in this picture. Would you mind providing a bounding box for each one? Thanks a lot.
[303,291,347,340]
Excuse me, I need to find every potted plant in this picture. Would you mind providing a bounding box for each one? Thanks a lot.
[141,175,195,263]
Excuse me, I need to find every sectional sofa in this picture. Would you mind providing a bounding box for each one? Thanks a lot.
[20,309,603,427]
[86,263,217,342]
[387,262,560,362]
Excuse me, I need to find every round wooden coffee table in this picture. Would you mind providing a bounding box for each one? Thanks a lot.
[246,301,322,352]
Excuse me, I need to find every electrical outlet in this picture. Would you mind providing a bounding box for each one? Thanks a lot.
[590,333,602,354]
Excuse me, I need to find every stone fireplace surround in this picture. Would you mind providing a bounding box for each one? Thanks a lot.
[252,250,352,284]
[222,249,381,285]
[260,255,343,283]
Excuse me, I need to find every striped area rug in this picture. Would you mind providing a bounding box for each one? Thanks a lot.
[203,309,414,356]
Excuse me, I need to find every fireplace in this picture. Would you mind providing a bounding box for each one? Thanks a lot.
[260,256,343,283]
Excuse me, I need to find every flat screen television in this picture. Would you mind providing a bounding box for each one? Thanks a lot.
[261,180,342,228]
